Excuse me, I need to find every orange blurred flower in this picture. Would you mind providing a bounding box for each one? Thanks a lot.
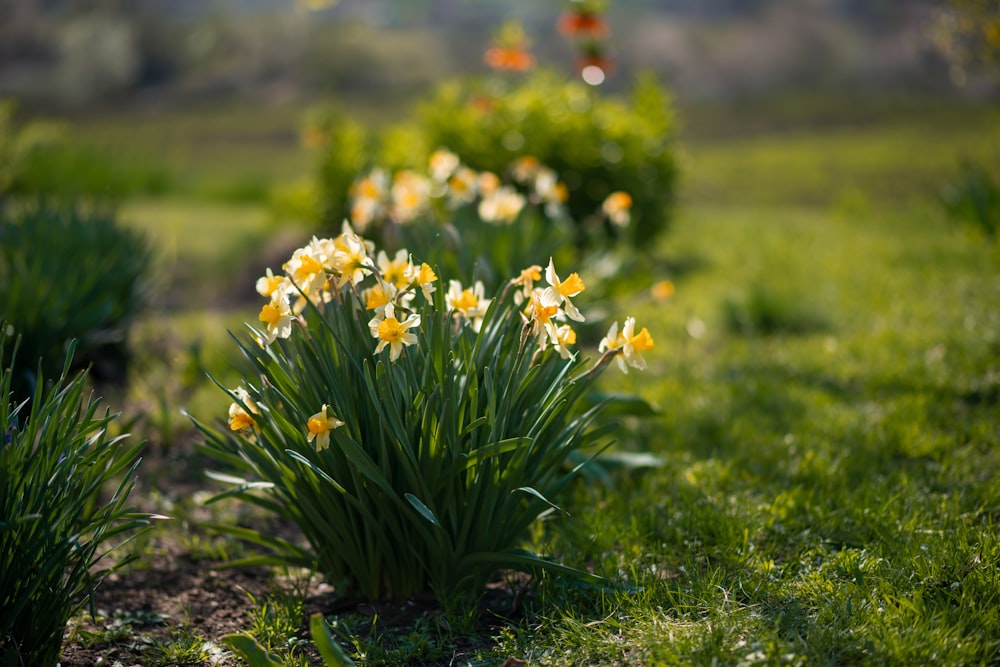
[485,46,536,72]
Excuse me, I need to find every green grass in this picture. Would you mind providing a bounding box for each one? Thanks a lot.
[55,96,1000,665]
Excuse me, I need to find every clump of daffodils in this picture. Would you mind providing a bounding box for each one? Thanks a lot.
[247,221,651,374]
[204,219,653,605]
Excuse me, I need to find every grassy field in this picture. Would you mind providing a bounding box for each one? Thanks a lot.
[53,95,1000,665]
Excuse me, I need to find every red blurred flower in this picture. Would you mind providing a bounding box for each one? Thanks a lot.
[558,10,609,39]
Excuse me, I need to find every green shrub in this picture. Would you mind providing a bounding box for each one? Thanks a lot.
[0,334,151,667]
[410,70,677,251]
[192,224,655,606]
[941,160,999,242]
[310,70,678,256]
[0,205,153,401]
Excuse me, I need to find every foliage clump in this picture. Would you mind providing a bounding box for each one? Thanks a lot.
[194,222,653,605]
[0,204,152,401]
[0,335,150,667]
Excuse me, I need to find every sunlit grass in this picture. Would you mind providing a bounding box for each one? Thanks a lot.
[59,97,1000,665]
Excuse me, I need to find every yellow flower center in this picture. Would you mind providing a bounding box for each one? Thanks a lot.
[259,303,282,326]
[229,411,254,431]
[307,416,330,436]
[297,255,324,278]
[418,263,437,284]
[630,327,654,351]
[559,327,577,345]
[366,286,391,310]
[377,317,406,343]
[454,289,479,312]
[558,272,586,297]
[261,275,284,296]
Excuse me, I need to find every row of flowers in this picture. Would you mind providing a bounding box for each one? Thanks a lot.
[234,220,653,447]
[347,149,632,233]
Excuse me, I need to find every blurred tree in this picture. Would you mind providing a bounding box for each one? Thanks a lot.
[927,0,1000,85]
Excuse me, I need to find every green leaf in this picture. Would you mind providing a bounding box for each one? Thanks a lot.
[310,613,357,667]
[220,634,285,667]
[405,492,442,528]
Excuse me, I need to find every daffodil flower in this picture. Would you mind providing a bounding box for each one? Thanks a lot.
[258,293,294,345]
[405,258,438,300]
[543,257,586,322]
[306,404,345,451]
[377,248,411,289]
[369,302,421,361]
[429,148,460,182]
[256,268,289,299]
[523,288,561,344]
[332,229,374,288]
[552,324,577,359]
[600,317,653,373]
[602,191,633,227]
[446,166,479,207]
[228,387,259,432]
[511,264,542,305]
[478,186,525,224]
[390,170,430,223]
[446,279,491,331]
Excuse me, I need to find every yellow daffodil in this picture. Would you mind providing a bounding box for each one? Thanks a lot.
[478,186,525,224]
[602,191,633,227]
[390,170,430,224]
[478,171,501,198]
[510,155,541,183]
[228,387,258,432]
[377,249,411,289]
[364,280,395,311]
[552,324,578,359]
[306,404,345,451]
[405,259,438,300]
[524,288,561,344]
[543,257,586,322]
[446,167,479,207]
[621,317,654,370]
[446,279,491,331]
[511,264,542,305]
[256,268,289,298]
[600,317,653,373]
[369,302,421,361]
[429,148,460,182]
[332,228,374,288]
[283,245,328,302]
[258,294,294,345]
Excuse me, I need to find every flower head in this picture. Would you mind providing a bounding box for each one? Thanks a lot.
[600,317,653,373]
[377,248,411,289]
[405,259,438,300]
[228,387,259,432]
[429,149,461,182]
[258,293,295,346]
[446,279,491,331]
[602,191,633,227]
[511,264,542,305]
[478,186,525,224]
[543,257,586,322]
[369,302,421,361]
[307,404,345,451]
